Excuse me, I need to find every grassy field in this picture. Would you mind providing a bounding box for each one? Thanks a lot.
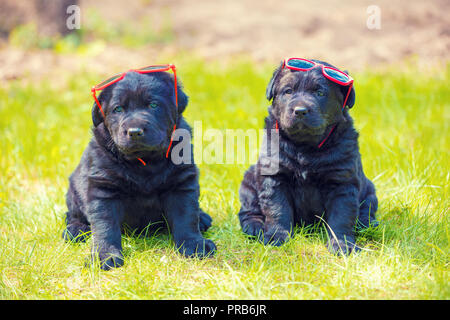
[0,58,448,299]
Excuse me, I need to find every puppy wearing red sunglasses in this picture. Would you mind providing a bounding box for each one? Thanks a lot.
[238,59,378,255]
[63,68,216,270]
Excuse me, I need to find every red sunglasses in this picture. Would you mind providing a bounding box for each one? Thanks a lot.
[284,58,353,87]
[91,64,178,117]
[280,58,354,148]
[91,64,178,165]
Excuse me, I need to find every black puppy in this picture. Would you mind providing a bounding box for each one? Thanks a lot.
[63,71,216,270]
[238,59,378,255]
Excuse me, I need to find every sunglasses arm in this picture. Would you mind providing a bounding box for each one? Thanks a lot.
[169,64,178,109]
[91,88,106,118]
[342,82,353,109]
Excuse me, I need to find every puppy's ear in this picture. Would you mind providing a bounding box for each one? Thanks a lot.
[175,82,189,114]
[266,62,283,101]
[344,85,355,108]
[342,70,355,108]
[166,74,188,113]
[91,89,110,127]
[92,100,104,127]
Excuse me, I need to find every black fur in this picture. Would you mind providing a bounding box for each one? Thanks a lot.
[238,60,378,255]
[63,71,215,270]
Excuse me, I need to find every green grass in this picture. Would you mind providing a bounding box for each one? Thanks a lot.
[0,59,448,299]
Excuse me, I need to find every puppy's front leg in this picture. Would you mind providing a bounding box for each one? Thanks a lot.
[259,176,294,246]
[87,197,124,270]
[324,184,360,255]
[162,191,216,258]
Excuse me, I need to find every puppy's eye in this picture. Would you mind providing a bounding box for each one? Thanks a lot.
[149,102,158,109]
[113,106,124,113]
[283,88,293,95]
[316,90,325,97]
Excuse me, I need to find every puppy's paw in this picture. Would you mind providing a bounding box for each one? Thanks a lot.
[62,222,91,243]
[177,237,216,259]
[242,219,264,237]
[327,237,360,256]
[99,252,124,270]
[85,249,124,271]
[260,226,290,247]
[199,211,213,232]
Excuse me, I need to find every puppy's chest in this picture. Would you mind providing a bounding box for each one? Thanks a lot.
[293,167,311,183]
[120,168,172,195]
[288,155,317,185]
[289,164,325,216]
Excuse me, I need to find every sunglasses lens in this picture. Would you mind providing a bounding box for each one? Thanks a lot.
[287,59,315,69]
[323,68,350,83]
[138,65,168,71]
[95,73,122,89]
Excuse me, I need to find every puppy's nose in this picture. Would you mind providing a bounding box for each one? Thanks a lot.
[294,106,308,117]
[127,127,144,138]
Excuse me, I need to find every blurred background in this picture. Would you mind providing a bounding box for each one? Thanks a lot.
[0,1,449,299]
[0,0,449,82]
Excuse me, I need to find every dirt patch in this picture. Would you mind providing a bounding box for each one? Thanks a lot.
[158,0,450,67]
[0,0,449,82]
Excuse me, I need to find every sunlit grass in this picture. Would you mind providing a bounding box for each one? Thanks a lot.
[0,59,448,299]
